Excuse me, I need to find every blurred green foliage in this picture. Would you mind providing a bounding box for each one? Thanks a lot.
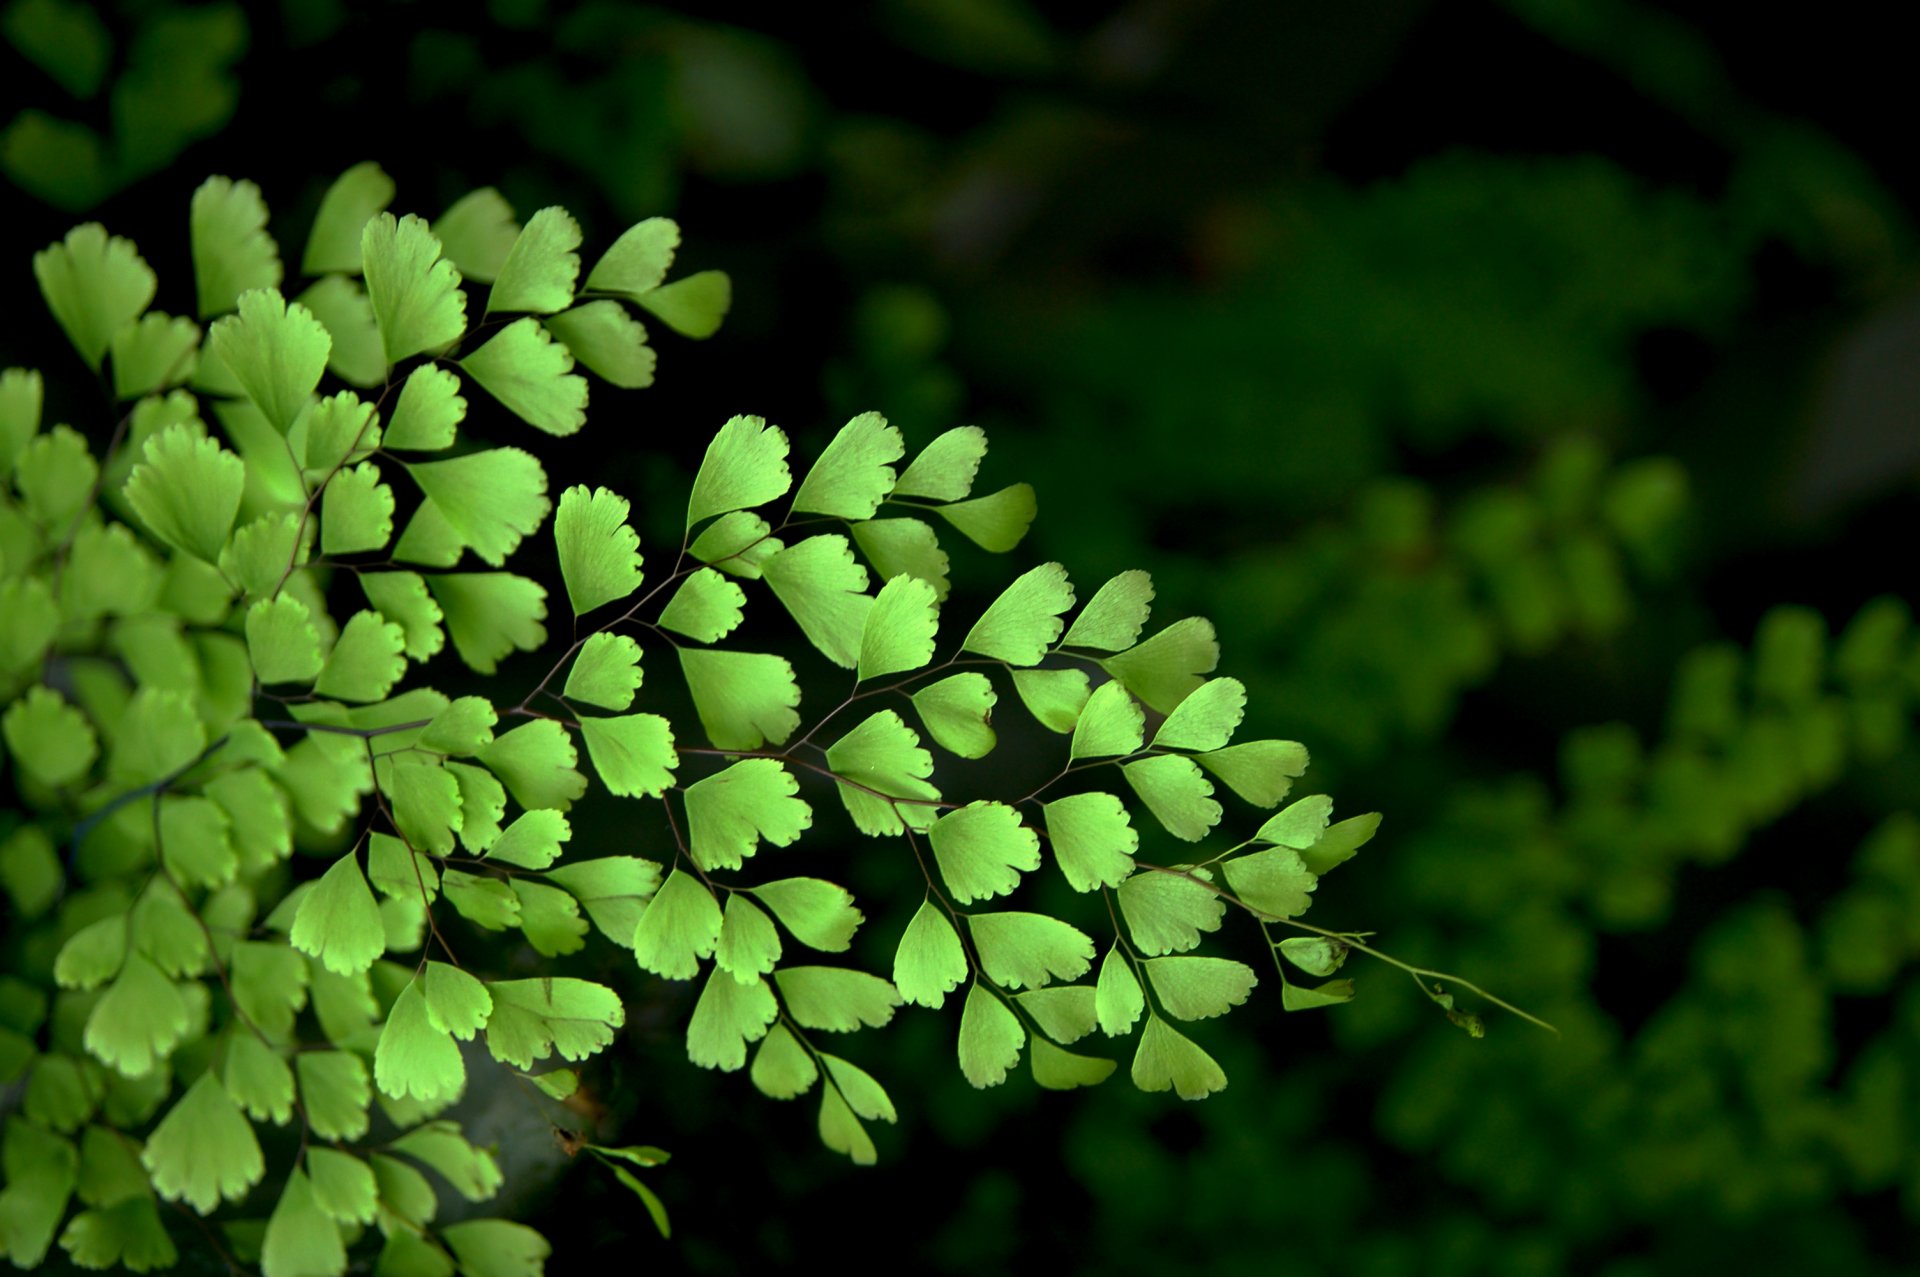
[6,0,1920,1272]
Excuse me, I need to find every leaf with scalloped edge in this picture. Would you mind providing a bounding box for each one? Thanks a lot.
[384,365,466,451]
[82,951,189,1076]
[430,573,549,676]
[305,1148,377,1226]
[1117,870,1226,956]
[631,870,721,980]
[658,569,745,642]
[762,534,873,669]
[586,216,678,294]
[545,300,655,388]
[967,913,1095,991]
[191,176,281,319]
[110,312,199,400]
[488,206,582,315]
[389,1122,503,1202]
[750,879,863,953]
[290,851,386,975]
[407,447,549,568]
[687,415,791,529]
[910,672,995,758]
[750,1023,818,1099]
[928,802,1039,904]
[775,967,902,1032]
[320,462,394,556]
[1301,813,1382,875]
[1144,956,1258,1021]
[314,611,406,703]
[34,222,155,369]
[433,187,519,283]
[480,719,586,812]
[690,510,784,579]
[1070,679,1144,761]
[223,1031,294,1124]
[1123,754,1222,842]
[858,574,939,682]
[1197,740,1308,808]
[561,632,642,711]
[1010,668,1091,734]
[482,978,624,1070]
[715,894,781,983]
[893,425,986,501]
[964,562,1074,665]
[548,856,661,950]
[374,981,464,1104]
[687,970,777,1070]
[957,984,1025,1088]
[361,572,445,662]
[304,161,395,274]
[635,270,730,338]
[362,212,466,366]
[1043,792,1137,892]
[1255,795,1331,848]
[1096,945,1144,1037]
[141,1071,264,1213]
[849,516,950,600]
[824,710,941,837]
[1063,570,1154,651]
[679,648,801,751]
[684,759,810,871]
[554,484,643,616]
[892,899,967,1009]
[1154,677,1245,752]
[792,412,904,519]
[1030,1038,1117,1091]
[1130,1015,1227,1099]
[125,424,244,564]
[4,685,98,787]
[935,483,1036,553]
[578,713,677,798]
[1100,616,1219,714]
[245,596,324,686]
[461,316,588,436]
[295,1052,369,1141]
[485,809,569,871]
[205,289,328,433]
[1221,847,1317,919]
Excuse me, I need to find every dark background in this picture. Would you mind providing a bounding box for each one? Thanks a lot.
[6,1,1920,1273]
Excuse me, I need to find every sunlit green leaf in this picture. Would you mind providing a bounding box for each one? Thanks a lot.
[1122,754,1222,842]
[933,483,1036,552]
[1197,740,1308,808]
[429,573,549,675]
[1221,847,1317,919]
[684,759,810,871]
[407,447,549,567]
[487,206,581,315]
[1117,871,1225,956]
[850,516,950,601]
[141,1071,264,1213]
[544,301,655,388]
[1099,616,1219,714]
[304,162,394,275]
[289,851,386,975]
[191,175,281,318]
[686,415,790,530]
[460,317,588,436]
[374,982,464,1104]
[631,869,722,980]
[634,269,730,339]
[893,425,986,501]
[963,562,1073,665]
[762,534,873,669]
[824,710,941,837]
[553,485,643,616]
[1152,677,1245,752]
[968,912,1094,990]
[1130,1015,1227,1099]
[775,967,902,1032]
[125,423,244,563]
[893,900,968,1009]
[433,187,519,283]
[362,212,466,366]
[957,984,1024,1088]
[658,568,745,643]
[752,878,863,953]
[686,970,777,1070]
[34,223,155,369]
[750,1024,818,1100]
[383,365,466,451]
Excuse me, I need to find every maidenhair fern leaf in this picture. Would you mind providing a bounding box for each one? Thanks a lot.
[1029,1037,1117,1091]
[545,300,655,388]
[304,161,395,274]
[632,870,723,980]
[313,611,406,702]
[554,485,643,616]
[963,562,1074,665]
[141,1071,264,1213]
[1063,569,1154,651]
[927,802,1039,904]
[761,534,873,669]
[319,462,394,555]
[295,1053,370,1142]
[124,423,245,563]
[245,596,325,686]
[657,568,745,642]
[1196,740,1308,807]
[1042,792,1137,892]
[2,686,98,787]
[1099,616,1220,714]
[1143,957,1258,1021]
[792,412,904,519]
[967,913,1095,991]
[564,632,644,710]
[893,425,986,501]
[432,187,519,283]
[774,967,902,1032]
[289,852,386,975]
[577,713,677,798]
[715,894,782,983]
[1010,668,1091,733]
[635,270,731,338]
[1255,795,1332,848]
[849,517,951,601]
[373,981,464,1104]
[683,759,811,871]
[858,574,939,681]
[429,573,549,675]
[957,984,1024,1088]
[910,672,996,758]
[585,216,678,295]
[751,879,863,952]
[1122,754,1222,841]
[1096,945,1144,1036]
[818,1084,876,1165]
[1019,986,1098,1044]
[679,648,801,750]
[295,276,384,387]
[892,900,967,1008]
[686,415,791,529]
[1130,1016,1228,1100]
[82,951,189,1076]
[1220,847,1317,919]
[460,318,589,436]
[361,212,466,366]
[1153,677,1246,752]
[1116,870,1226,955]
[361,572,446,661]
[109,313,199,400]
[1301,813,1382,875]
[406,448,549,567]
[205,289,329,433]
[34,223,156,369]
[934,483,1037,552]
[190,176,281,319]
[482,978,624,1069]
[686,970,777,1069]
[1070,680,1144,760]
[824,710,940,837]
[487,206,582,315]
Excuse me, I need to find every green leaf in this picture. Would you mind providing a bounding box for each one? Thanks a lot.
[544,301,655,388]
[5,0,109,95]
[295,388,380,471]
[686,970,777,1070]
[290,852,387,975]
[562,632,642,711]
[632,870,722,980]
[305,1148,377,1226]
[384,365,466,451]
[934,483,1037,552]
[441,870,519,931]
[963,562,1074,665]
[482,978,624,1069]
[430,574,549,675]
[368,833,438,902]
[1018,986,1098,1045]
[0,366,43,478]
[141,1071,264,1213]
[54,917,126,990]
[363,573,444,661]
[422,964,491,1042]
[320,462,394,555]
[131,883,210,976]
[1063,569,1154,651]
[314,611,406,702]
[295,1052,370,1142]
[1029,1037,1117,1091]
[1255,795,1331,849]
[389,1122,502,1201]
[191,176,281,319]
[679,649,801,750]
[825,710,941,837]
[1281,978,1355,1012]
[1010,668,1091,733]
[1130,1016,1227,1100]
[893,900,968,1009]
[205,288,329,433]
[487,810,570,870]
[544,859,655,949]
[858,573,939,681]
[957,984,1024,1088]
[223,1032,295,1124]
[1042,792,1137,893]
[516,880,588,956]
[296,276,385,387]
[487,206,582,315]
[34,222,155,369]
[775,967,902,1032]
[407,447,549,567]
[0,1117,75,1266]
[910,672,996,758]
[1096,945,1144,1036]
[1144,957,1258,1021]
[362,213,467,366]
[817,1084,876,1165]
[1277,937,1348,978]
[433,187,519,283]
[420,696,497,756]
[110,312,200,399]
[83,951,189,1075]
[371,1153,438,1229]
[1197,740,1308,807]
[13,424,95,531]
[715,894,782,983]
[526,1071,579,1101]
[125,423,244,563]
[792,412,905,519]
[635,269,731,338]
[752,878,864,953]
[230,942,309,1041]
[1153,677,1245,752]
[578,713,677,798]
[749,1024,818,1099]
[762,534,874,669]
[850,517,951,601]
[586,216,678,294]
[893,425,986,501]
[1099,616,1219,714]
[157,794,238,887]
[657,568,745,642]
[460,317,588,436]
[1221,848,1317,919]
[554,485,643,616]
[690,510,784,579]
[303,161,394,274]
[967,913,1095,990]
[261,1170,344,1277]
[441,1221,551,1277]
[686,415,791,529]
[1122,755,1222,841]
[684,759,811,871]
[822,1054,896,1124]
[374,982,464,1104]
[479,719,587,811]
[1117,871,1225,955]
[928,801,1038,903]
[1070,679,1145,761]
[1300,813,1382,876]
[394,497,468,566]
[447,762,506,853]
[4,685,98,786]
